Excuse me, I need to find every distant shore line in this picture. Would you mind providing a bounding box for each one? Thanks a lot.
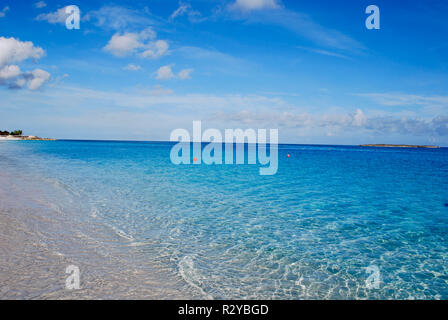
[0,135,56,141]
[360,144,440,148]
[0,137,443,148]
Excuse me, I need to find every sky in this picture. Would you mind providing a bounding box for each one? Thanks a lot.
[0,0,447,146]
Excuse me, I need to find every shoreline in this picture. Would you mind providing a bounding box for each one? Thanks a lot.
[360,144,440,148]
[0,136,56,141]
[0,165,199,299]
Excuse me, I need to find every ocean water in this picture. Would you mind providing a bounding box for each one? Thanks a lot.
[1,140,448,299]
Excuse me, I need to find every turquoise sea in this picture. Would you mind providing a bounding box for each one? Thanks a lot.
[1,140,448,299]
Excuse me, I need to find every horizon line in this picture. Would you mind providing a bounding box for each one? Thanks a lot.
[51,139,445,148]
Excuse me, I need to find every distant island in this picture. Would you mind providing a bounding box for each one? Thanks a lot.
[360,144,440,148]
[0,130,55,141]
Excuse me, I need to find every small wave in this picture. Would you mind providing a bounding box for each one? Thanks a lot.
[53,251,65,257]
[178,255,213,299]
[44,178,81,197]
[90,207,99,218]
[111,226,134,241]
[128,241,150,247]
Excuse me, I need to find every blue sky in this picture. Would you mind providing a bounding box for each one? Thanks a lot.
[1,0,447,145]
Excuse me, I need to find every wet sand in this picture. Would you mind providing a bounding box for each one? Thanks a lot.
[0,169,199,300]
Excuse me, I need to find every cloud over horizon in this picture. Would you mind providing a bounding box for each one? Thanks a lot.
[5,84,447,143]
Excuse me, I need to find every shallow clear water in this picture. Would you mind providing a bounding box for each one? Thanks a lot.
[1,140,448,299]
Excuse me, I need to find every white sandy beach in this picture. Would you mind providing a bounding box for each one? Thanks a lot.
[0,136,21,141]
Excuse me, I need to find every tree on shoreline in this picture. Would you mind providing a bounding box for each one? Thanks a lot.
[0,130,22,136]
[11,130,23,136]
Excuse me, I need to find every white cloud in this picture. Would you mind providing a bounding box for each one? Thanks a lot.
[230,4,364,54]
[357,93,448,108]
[104,32,143,56]
[156,65,175,80]
[140,40,169,59]
[15,78,26,88]
[27,69,51,90]
[170,3,190,19]
[296,46,350,60]
[6,85,448,143]
[49,73,69,87]
[36,6,69,24]
[0,6,10,18]
[0,36,45,67]
[155,65,194,80]
[178,68,194,79]
[0,37,50,90]
[35,1,47,9]
[104,28,169,59]
[84,5,155,31]
[352,109,367,127]
[169,2,201,22]
[0,66,51,90]
[123,64,141,71]
[18,86,286,111]
[0,65,21,79]
[148,84,173,96]
[230,0,281,11]
[215,108,448,138]
[139,27,157,40]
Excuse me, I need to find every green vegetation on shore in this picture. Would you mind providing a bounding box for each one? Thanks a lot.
[0,130,22,136]
[0,129,55,141]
